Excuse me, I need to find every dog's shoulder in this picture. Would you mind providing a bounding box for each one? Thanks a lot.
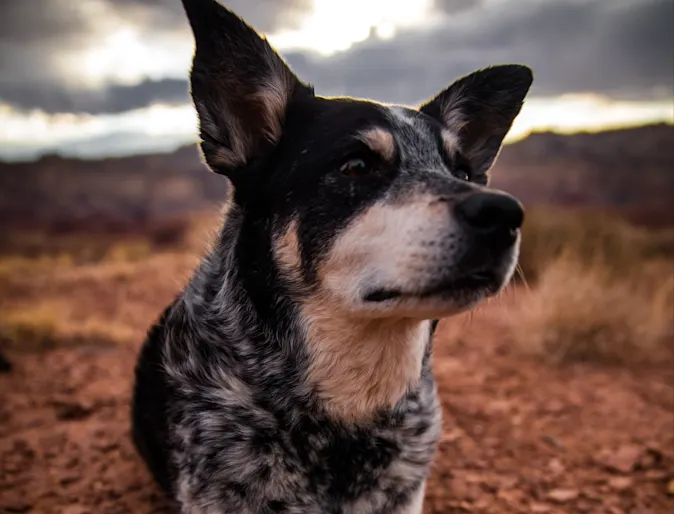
[132,298,182,495]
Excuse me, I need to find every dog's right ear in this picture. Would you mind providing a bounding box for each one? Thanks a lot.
[181,0,311,176]
[420,65,533,177]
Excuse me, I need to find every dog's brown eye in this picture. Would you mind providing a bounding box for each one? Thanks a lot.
[340,157,372,178]
[454,168,470,181]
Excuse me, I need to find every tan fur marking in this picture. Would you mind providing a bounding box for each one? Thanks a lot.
[319,198,447,303]
[253,83,288,145]
[212,146,243,168]
[276,215,430,423]
[210,57,294,169]
[438,85,469,132]
[256,53,295,145]
[208,105,250,168]
[276,215,429,423]
[298,198,439,422]
[357,127,396,161]
[220,183,235,219]
[273,219,302,280]
[441,129,461,155]
[302,299,429,423]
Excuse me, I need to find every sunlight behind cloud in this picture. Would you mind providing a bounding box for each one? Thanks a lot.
[1,94,671,161]
[77,27,191,87]
[56,0,193,88]
[0,103,197,160]
[507,94,674,142]
[269,0,434,55]
[66,0,435,88]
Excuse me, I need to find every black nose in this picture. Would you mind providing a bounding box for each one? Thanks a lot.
[455,193,524,233]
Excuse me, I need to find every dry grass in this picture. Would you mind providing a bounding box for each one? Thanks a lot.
[0,301,137,350]
[0,213,217,353]
[510,206,674,365]
[518,206,674,283]
[511,255,674,365]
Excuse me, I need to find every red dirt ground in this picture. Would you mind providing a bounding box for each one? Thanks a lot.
[1,298,673,514]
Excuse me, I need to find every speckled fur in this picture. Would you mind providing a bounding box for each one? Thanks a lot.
[132,1,533,512]
[133,204,442,513]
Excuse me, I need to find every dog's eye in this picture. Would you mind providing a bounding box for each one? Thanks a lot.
[453,168,470,182]
[340,157,373,178]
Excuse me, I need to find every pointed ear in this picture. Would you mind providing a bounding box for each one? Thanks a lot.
[181,0,312,175]
[420,65,533,176]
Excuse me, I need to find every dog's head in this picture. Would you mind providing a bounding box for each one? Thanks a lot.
[182,0,532,321]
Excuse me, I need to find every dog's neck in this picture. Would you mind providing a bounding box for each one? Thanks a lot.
[300,303,431,423]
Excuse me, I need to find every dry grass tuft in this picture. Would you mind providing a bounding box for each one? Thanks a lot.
[0,301,137,350]
[512,255,674,365]
[518,206,674,283]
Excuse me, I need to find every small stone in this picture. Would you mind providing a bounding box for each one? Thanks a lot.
[496,474,520,490]
[62,507,90,514]
[52,399,93,421]
[547,488,579,503]
[645,470,668,481]
[448,477,480,502]
[548,458,565,474]
[545,399,565,413]
[497,489,525,504]
[608,476,633,491]
[575,499,595,512]
[92,440,118,453]
[598,444,642,474]
[440,428,464,443]
[542,434,566,451]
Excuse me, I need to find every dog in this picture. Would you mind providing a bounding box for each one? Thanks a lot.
[131,0,533,512]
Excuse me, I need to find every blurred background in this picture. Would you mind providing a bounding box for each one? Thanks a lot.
[0,1,673,513]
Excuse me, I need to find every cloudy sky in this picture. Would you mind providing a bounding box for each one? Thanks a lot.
[0,0,672,161]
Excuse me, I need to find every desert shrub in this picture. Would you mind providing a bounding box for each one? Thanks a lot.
[518,206,674,283]
[0,302,136,349]
[147,218,190,249]
[103,240,153,262]
[511,255,673,365]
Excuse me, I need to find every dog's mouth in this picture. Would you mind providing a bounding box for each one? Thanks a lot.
[363,270,500,303]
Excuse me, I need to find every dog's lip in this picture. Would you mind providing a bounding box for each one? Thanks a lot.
[363,270,499,303]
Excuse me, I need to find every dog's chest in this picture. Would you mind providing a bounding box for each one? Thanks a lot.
[172,377,441,512]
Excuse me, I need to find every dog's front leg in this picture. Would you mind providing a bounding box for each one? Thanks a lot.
[393,482,426,514]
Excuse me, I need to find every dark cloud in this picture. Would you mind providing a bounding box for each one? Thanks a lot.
[105,0,311,34]
[293,0,674,104]
[0,0,97,89]
[433,0,484,14]
[0,0,671,115]
[0,0,309,41]
[0,79,189,115]
[0,0,311,112]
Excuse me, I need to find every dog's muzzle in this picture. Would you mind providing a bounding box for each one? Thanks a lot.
[363,191,524,305]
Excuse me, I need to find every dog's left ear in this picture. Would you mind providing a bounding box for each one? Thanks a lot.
[420,65,533,176]
[181,0,312,176]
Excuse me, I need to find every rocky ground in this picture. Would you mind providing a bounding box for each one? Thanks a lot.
[1,294,672,514]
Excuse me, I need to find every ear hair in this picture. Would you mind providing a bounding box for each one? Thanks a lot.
[181,0,313,176]
[420,64,533,176]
